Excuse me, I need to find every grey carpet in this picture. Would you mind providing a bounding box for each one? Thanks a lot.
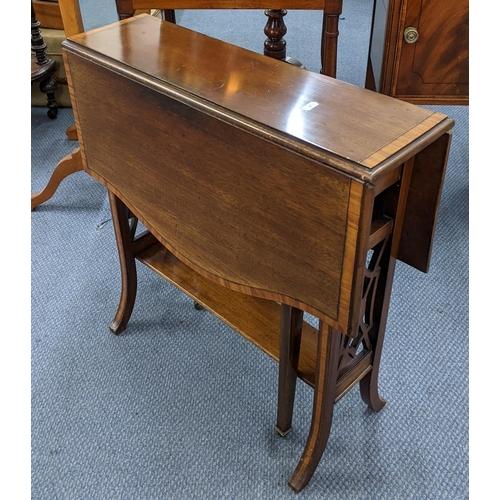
[31,1,469,498]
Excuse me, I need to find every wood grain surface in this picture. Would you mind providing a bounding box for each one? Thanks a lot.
[64,15,450,180]
[66,52,361,327]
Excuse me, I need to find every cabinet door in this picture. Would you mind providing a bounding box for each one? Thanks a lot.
[368,0,469,105]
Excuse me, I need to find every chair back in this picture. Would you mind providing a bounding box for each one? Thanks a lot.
[33,0,84,36]
[114,0,342,77]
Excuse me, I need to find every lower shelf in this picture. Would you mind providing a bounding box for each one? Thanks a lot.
[136,239,373,398]
[136,241,319,387]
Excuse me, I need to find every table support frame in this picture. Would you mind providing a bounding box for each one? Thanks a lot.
[105,157,414,492]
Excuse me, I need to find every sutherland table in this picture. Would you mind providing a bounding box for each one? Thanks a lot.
[62,14,454,493]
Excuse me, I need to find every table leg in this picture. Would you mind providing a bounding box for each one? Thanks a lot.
[360,158,415,409]
[357,236,390,412]
[263,9,287,61]
[321,0,343,77]
[31,147,82,210]
[39,74,58,119]
[288,322,342,492]
[65,125,78,141]
[276,304,304,436]
[109,191,138,334]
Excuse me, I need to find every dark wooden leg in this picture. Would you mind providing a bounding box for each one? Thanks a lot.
[263,10,306,69]
[364,0,378,91]
[31,1,58,118]
[31,147,83,210]
[360,158,415,410]
[115,0,134,20]
[39,75,58,119]
[321,0,343,78]
[108,191,138,335]
[275,305,304,436]
[264,9,287,61]
[163,9,176,23]
[288,322,342,493]
[358,237,390,412]
[364,56,377,92]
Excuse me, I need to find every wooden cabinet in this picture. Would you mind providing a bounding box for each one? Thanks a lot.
[366,0,469,105]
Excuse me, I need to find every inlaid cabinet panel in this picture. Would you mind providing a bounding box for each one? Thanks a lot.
[367,0,469,105]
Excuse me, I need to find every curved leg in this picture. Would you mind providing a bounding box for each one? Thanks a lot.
[288,322,342,493]
[359,360,386,412]
[360,158,415,411]
[275,304,303,436]
[359,239,390,412]
[108,191,137,335]
[31,147,82,210]
[358,248,390,411]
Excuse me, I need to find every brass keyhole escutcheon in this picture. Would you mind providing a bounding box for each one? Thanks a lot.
[403,27,419,44]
